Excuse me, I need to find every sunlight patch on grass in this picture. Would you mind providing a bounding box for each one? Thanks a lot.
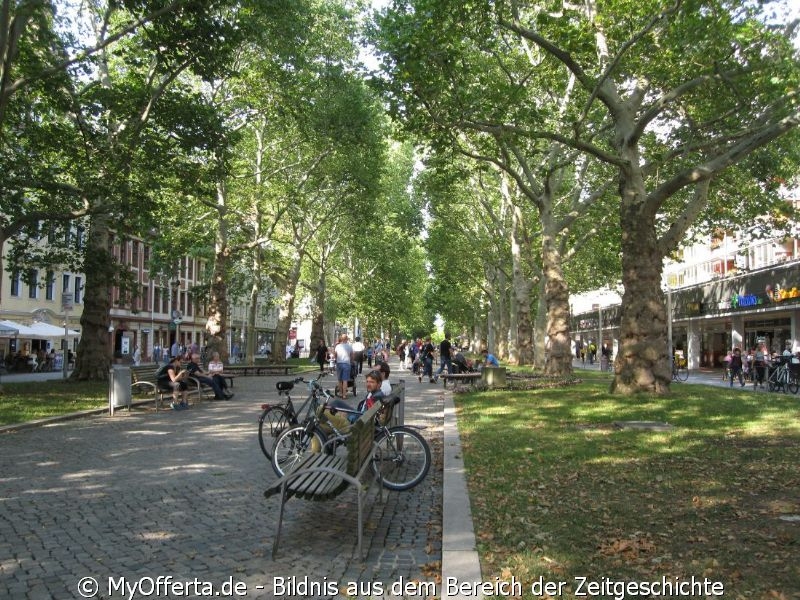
[455,379,800,597]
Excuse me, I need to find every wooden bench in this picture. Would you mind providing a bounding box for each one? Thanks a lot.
[224,363,294,377]
[440,372,482,388]
[263,402,384,559]
[129,365,208,410]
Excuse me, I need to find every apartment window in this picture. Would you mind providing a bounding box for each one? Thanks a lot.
[188,258,194,281]
[10,271,20,297]
[75,226,85,251]
[132,241,140,269]
[143,246,150,266]
[62,274,70,293]
[28,270,38,299]
[75,277,82,304]
[120,240,127,264]
[45,271,54,300]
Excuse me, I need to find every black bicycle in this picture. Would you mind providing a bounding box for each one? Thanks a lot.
[271,395,431,491]
[257,372,332,460]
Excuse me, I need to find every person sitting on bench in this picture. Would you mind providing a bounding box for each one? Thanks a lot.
[187,353,233,400]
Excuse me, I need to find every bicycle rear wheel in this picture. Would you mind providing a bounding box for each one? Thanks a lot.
[258,405,292,460]
[271,425,326,477]
[675,366,689,382]
[372,426,431,491]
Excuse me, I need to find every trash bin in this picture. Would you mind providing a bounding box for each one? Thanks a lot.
[108,365,132,414]
[481,367,507,388]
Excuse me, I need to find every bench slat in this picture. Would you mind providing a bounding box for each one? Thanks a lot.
[290,455,346,499]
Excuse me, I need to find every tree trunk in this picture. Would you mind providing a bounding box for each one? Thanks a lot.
[309,270,325,346]
[542,231,573,376]
[273,260,302,363]
[511,204,534,365]
[204,245,231,364]
[70,215,113,381]
[205,181,232,363]
[497,268,509,359]
[611,171,670,394]
[533,277,547,370]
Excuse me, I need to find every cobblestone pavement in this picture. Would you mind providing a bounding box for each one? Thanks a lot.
[0,367,444,599]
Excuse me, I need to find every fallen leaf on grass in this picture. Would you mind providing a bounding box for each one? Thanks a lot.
[598,535,656,560]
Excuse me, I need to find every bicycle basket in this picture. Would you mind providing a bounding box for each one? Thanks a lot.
[275,381,294,392]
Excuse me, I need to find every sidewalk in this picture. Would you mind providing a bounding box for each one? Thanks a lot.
[0,362,451,599]
[571,358,757,390]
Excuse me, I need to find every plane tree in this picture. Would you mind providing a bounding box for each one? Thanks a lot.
[0,0,245,380]
[372,0,617,374]
[373,0,800,391]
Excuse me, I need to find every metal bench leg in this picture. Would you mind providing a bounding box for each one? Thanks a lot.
[272,485,289,560]
[356,488,364,560]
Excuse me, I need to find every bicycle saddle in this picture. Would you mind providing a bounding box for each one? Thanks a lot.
[275,381,294,392]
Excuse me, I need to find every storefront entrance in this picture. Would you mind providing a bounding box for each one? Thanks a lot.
[744,317,791,355]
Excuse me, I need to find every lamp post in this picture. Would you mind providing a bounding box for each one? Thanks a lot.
[666,285,673,370]
[170,277,181,355]
[108,323,115,362]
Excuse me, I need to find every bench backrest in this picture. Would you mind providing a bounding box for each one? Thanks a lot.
[345,402,382,477]
[130,365,158,382]
[378,382,404,426]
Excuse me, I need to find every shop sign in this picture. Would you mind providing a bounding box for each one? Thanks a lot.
[772,286,800,302]
[729,284,800,310]
[730,293,762,309]
[686,301,703,315]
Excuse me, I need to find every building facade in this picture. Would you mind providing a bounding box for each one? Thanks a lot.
[1,233,278,366]
[571,202,800,369]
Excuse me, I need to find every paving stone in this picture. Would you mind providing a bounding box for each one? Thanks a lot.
[1,370,443,598]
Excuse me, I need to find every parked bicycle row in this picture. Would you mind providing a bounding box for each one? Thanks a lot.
[721,345,800,393]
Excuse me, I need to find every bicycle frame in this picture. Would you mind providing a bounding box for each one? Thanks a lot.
[261,372,331,425]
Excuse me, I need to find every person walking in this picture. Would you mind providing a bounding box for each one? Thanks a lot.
[352,337,365,374]
[434,333,453,382]
[315,339,328,372]
[419,336,436,383]
[729,347,745,387]
[334,334,353,399]
[753,344,768,389]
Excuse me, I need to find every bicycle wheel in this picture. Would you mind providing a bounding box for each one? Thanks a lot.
[675,366,689,382]
[372,426,431,491]
[271,425,326,477]
[258,405,292,460]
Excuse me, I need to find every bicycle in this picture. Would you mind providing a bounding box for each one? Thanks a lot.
[257,372,333,460]
[671,357,689,382]
[766,360,799,394]
[271,394,432,491]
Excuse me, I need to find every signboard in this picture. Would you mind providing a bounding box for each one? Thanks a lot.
[62,293,74,311]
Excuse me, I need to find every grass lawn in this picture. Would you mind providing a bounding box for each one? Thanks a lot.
[455,371,800,599]
[0,380,108,426]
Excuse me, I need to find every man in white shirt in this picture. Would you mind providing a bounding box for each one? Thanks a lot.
[334,334,354,399]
